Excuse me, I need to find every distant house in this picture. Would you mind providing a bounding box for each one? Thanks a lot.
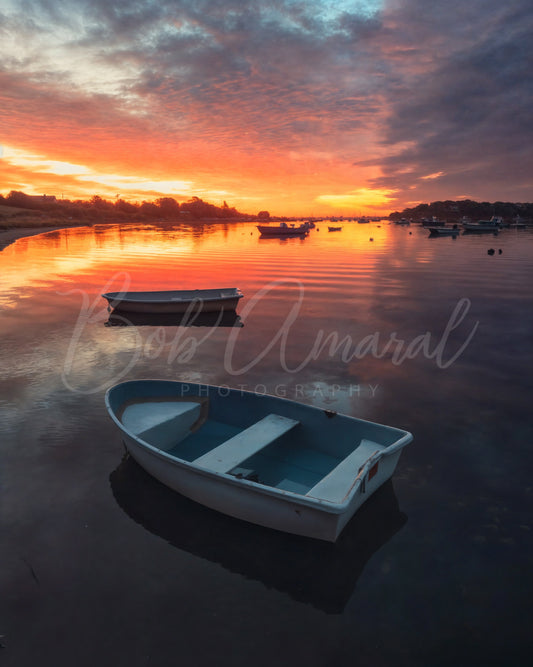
[28,194,57,203]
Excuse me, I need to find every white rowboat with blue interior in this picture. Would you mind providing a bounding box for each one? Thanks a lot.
[105,380,413,542]
[102,288,243,314]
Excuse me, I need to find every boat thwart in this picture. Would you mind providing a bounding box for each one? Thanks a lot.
[105,380,413,541]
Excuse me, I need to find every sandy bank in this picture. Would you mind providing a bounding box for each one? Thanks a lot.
[0,224,79,250]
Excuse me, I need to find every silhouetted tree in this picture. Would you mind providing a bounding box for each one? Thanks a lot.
[155,197,180,218]
[139,201,160,219]
[115,199,138,215]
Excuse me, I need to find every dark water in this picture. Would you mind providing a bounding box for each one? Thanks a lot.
[1,221,532,666]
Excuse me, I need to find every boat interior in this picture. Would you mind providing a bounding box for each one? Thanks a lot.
[116,392,395,503]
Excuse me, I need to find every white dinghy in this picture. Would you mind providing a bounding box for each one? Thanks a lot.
[102,288,243,314]
[105,380,412,542]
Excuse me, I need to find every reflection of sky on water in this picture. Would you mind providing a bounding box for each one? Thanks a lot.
[1,222,533,665]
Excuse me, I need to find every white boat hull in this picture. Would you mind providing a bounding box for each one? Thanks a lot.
[102,288,243,314]
[122,431,402,541]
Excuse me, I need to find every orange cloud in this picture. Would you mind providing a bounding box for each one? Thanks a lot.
[1,0,529,216]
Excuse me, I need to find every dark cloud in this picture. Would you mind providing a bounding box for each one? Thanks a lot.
[1,0,531,207]
[367,0,533,201]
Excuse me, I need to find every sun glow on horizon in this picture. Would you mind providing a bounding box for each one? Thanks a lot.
[0,1,529,216]
[315,187,397,212]
[1,143,396,214]
[1,145,199,203]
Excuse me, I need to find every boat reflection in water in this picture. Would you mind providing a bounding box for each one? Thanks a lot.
[109,454,407,614]
[105,309,243,328]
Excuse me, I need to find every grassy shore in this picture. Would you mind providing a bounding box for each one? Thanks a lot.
[0,205,261,250]
[0,205,89,249]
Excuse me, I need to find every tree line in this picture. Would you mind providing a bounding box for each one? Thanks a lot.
[390,199,533,222]
[0,190,252,222]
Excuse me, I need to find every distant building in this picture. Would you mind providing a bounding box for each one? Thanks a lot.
[28,194,57,203]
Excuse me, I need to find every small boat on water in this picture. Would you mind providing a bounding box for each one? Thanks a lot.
[462,215,504,232]
[428,225,460,236]
[105,380,413,542]
[102,288,243,314]
[421,216,446,227]
[257,222,310,236]
[111,458,407,613]
[506,216,527,228]
[328,226,342,232]
[394,218,410,225]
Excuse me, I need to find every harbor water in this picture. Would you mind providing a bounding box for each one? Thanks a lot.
[1,220,532,666]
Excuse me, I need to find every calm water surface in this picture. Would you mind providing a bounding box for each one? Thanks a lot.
[1,221,532,666]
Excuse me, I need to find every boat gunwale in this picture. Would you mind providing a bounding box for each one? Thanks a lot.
[105,380,412,514]
[102,288,243,305]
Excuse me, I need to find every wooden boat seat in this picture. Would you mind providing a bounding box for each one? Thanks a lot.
[193,414,300,474]
[306,439,385,503]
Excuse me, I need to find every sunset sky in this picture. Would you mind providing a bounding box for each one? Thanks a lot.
[0,0,531,216]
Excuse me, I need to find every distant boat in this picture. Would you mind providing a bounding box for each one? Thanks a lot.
[328,226,342,232]
[462,216,504,232]
[394,218,410,225]
[102,288,243,314]
[257,222,311,236]
[428,225,460,236]
[357,217,370,224]
[507,216,527,228]
[421,216,446,227]
[105,380,413,542]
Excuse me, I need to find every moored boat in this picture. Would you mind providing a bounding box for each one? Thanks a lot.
[328,226,342,231]
[105,380,413,542]
[102,287,243,314]
[421,216,446,227]
[428,225,460,236]
[111,456,407,613]
[462,215,504,232]
[257,222,310,236]
[506,216,527,228]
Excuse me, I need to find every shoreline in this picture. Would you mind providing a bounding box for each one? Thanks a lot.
[0,223,80,250]
[0,217,264,251]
